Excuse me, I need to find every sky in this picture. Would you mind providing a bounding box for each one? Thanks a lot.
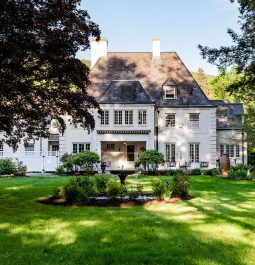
[77,0,240,75]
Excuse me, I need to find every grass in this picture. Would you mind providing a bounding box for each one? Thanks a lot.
[0,175,255,265]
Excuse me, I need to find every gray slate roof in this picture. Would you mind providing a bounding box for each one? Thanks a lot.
[210,100,244,130]
[99,80,152,104]
[89,52,213,107]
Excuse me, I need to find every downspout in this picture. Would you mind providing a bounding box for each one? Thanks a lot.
[242,128,245,164]
[155,106,159,151]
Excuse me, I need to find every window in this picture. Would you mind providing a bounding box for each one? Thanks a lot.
[127,145,135,161]
[236,145,240,157]
[166,114,175,127]
[114,110,123,125]
[138,110,147,125]
[25,143,34,152]
[220,144,240,158]
[230,145,235,158]
[0,143,3,156]
[114,110,133,125]
[125,110,133,125]
[73,143,90,153]
[101,110,109,125]
[165,144,176,162]
[106,143,115,150]
[164,85,176,99]
[189,114,199,128]
[190,143,199,162]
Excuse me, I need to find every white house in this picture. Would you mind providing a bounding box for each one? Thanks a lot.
[0,38,247,172]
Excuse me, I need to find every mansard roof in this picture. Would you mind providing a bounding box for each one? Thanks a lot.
[99,80,152,104]
[88,52,214,107]
[210,100,244,130]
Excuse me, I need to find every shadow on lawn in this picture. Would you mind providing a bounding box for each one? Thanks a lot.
[0,177,255,265]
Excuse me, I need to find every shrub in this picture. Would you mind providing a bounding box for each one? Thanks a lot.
[212,168,220,176]
[228,164,247,179]
[52,186,64,198]
[152,180,166,200]
[247,172,255,180]
[15,160,27,176]
[95,175,109,195]
[171,174,191,198]
[61,151,100,173]
[119,184,127,199]
[0,158,16,175]
[165,169,185,176]
[128,184,143,199]
[191,168,201,176]
[63,177,96,203]
[106,181,120,200]
[0,158,26,176]
[63,183,80,202]
[56,165,65,174]
[136,150,165,171]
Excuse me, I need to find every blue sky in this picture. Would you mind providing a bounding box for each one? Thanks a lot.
[78,0,240,75]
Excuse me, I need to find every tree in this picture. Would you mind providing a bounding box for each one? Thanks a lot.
[210,68,242,102]
[137,150,165,171]
[0,0,100,148]
[196,68,211,98]
[198,0,255,102]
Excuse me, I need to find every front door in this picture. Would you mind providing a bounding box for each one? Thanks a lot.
[127,145,135,163]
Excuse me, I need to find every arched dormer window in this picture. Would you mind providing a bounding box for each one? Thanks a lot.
[163,79,177,99]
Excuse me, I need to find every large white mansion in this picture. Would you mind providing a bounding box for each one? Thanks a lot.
[0,38,246,172]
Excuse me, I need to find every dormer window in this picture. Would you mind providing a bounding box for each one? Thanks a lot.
[163,79,177,99]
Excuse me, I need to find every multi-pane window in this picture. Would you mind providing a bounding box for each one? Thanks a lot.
[166,114,176,127]
[138,110,147,125]
[101,110,109,125]
[114,110,123,125]
[0,143,3,156]
[220,144,240,158]
[73,143,90,153]
[165,144,176,162]
[190,143,199,162]
[114,110,133,125]
[236,145,240,157]
[164,86,176,99]
[125,110,133,125]
[189,114,199,128]
[106,143,115,150]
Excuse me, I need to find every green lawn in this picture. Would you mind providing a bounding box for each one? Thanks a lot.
[0,175,255,265]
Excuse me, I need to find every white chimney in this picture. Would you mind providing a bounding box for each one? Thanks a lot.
[152,37,160,58]
[91,37,108,68]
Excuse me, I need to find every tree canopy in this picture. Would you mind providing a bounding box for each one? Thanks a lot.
[0,0,100,148]
[198,0,255,103]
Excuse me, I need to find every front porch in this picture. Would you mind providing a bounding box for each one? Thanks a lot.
[101,141,146,170]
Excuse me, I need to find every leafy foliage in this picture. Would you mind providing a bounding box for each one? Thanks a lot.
[95,175,109,195]
[152,180,166,200]
[228,164,247,179]
[137,150,165,171]
[128,184,143,199]
[191,168,202,176]
[199,0,255,102]
[0,0,101,148]
[196,68,211,98]
[106,181,120,200]
[60,151,100,173]
[0,158,27,176]
[171,174,191,198]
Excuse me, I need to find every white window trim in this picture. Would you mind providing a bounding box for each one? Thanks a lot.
[189,143,200,163]
[165,143,176,162]
[100,110,110,126]
[165,113,176,128]
[164,85,177,100]
[113,110,134,127]
[72,142,91,153]
[189,113,200,128]
[138,109,147,126]
[219,144,240,158]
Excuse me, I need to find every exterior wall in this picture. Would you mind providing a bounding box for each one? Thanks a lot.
[157,107,217,169]
[216,130,247,165]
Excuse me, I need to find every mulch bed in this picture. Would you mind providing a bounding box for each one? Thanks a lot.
[37,196,192,207]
